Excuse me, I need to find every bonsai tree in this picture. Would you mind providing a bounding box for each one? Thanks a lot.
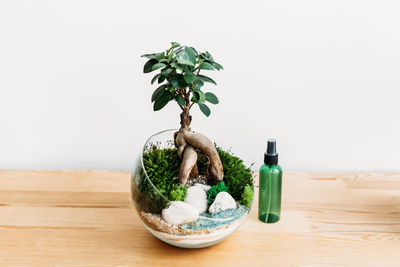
[142,42,224,186]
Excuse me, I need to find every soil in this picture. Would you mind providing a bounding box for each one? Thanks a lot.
[186,174,209,187]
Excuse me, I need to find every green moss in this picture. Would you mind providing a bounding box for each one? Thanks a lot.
[169,184,187,201]
[142,146,186,201]
[216,146,254,204]
[207,181,229,204]
[240,184,254,207]
[142,144,254,206]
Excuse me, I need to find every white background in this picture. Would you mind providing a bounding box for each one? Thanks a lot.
[1,0,399,172]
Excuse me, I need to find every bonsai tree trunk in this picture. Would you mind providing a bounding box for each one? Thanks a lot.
[174,109,223,186]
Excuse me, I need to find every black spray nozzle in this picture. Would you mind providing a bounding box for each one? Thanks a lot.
[266,139,277,155]
[264,139,278,165]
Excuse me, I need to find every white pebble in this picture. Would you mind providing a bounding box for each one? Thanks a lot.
[162,201,199,225]
[193,183,211,192]
[209,192,237,213]
[185,186,208,213]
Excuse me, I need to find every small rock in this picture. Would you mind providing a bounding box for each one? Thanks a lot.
[184,186,208,213]
[193,183,211,192]
[162,201,199,225]
[209,192,237,213]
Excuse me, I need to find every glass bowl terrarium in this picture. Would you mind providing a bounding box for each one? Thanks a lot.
[131,129,254,248]
[132,42,254,248]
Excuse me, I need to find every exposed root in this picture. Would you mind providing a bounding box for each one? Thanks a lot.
[190,164,199,177]
[174,129,224,186]
[174,131,187,159]
[178,145,198,185]
[183,130,224,182]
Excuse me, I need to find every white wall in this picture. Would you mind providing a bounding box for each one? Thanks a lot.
[1,0,399,172]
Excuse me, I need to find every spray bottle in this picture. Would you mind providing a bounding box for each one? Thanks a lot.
[258,139,282,223]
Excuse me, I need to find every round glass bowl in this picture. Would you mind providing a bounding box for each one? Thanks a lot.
[131,129,253,248]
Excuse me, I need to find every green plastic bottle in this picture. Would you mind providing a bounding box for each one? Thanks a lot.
[259,139,282,223]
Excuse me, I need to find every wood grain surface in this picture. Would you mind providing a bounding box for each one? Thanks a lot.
[0,170,399,266]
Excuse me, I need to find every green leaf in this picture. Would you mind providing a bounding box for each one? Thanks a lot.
[161,67,174,78]
[182,64,192,74]
[205,92,219,104]
[175,95,186,107]
[195,89,206,103]
[159,59,169,63]
[198,103,211,117]
[176,52,195,67]
[192,89,205,103]
[141,52,164,60]
[171,62,183,72]
[184,47,197,65]
[205,51,214,62]
[174,47,184,54]
[197,74,217,85]
[176,47,197,67]
[152,63,166,71]
[198,62,214,70]
[154,52,165,61]
[171,74,187,88]
[212,62,223,70]
[190,47,198,55]
[191,91,199,103]
[143,59,157,73]
[151,73,162,84]
[141,53,157,59]
[194,78,204,89]
[168,53,175,61]
[153,90,172,111]
[171,42,181,48]
[183,72,196,84]
[158,75,165,84]
[151,84,168,102]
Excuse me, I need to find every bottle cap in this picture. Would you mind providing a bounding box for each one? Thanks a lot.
[264,139,278,165]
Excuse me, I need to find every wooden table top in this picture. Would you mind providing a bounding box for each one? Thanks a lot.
[0,170,399,266]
